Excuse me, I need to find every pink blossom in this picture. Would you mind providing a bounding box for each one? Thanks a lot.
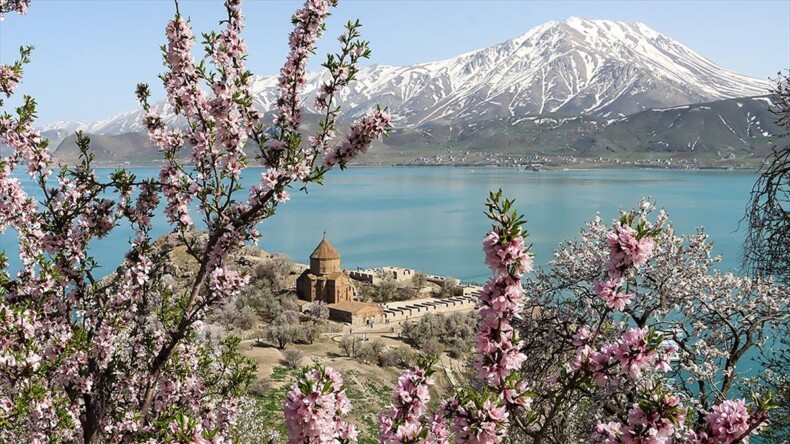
[284,366,357,444]
[612,328,655,379]
[208,267,249,299]
[573,325,593,347]
[595,396,685,444]
[379,364,440,444]
[594,421,623,444]
[606,224,655,274]
[482,229,532,275]
[0,65,21,96]
[447,399,509,444]
[323,108,391,169]
[593,278,635,311]
[497,237,532,273]
[705,399,750,444]
[461,197,533,444]
[274,0,334,138]
[0,0,30,21]
[482,231,501,270]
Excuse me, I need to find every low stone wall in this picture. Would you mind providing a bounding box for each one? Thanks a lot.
[348,270,376,284]
[380,294,477,325]
[426,276,461,286]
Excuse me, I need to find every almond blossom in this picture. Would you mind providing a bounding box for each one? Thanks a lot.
[594,277,635,311]
[595,391,686,444]
[705,399,752,444]
[378,357,448,444]
[606,223,655,277]
[284,366,358,444]
[442,190,533,444]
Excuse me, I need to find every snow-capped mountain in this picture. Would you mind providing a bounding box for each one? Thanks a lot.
[41,17,771,141]
[40,102,178,149]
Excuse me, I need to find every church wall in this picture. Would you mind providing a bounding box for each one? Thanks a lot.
[324,280,335,304]
[309,258,320,275]
[334,280,352,303]
[327,258,341,274]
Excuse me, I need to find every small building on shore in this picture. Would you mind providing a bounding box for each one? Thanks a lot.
[327,300,384,325]
[296,235,384,324]
[296,235,354,304]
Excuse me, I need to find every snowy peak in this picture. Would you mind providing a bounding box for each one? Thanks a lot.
[505,16,767,100]
[562,16,660,39]
[41,17,772,137]
[363,17,770,125]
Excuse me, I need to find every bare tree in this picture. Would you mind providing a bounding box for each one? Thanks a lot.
[252,254,294,293]
[743,70,790,283]
[264,311,302,349]
[301,322,322,345]
[339,335,363,358]
[282,349,305,369]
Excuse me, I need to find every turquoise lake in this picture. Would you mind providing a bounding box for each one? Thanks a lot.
[3,167,758,282]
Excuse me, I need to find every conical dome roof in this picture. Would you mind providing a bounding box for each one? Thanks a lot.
[310,236,340,260]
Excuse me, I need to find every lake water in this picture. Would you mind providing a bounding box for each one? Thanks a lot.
[260,167,756,282]
[3,167,757,282]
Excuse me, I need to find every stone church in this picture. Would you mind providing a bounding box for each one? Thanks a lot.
[296,235,355,304]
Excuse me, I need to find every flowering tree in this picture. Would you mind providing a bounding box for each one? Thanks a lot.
[0,0,388,442]
[742,68,790,444]
[516,202,784,443]
[285,193,779,444]
[0,0,28,20]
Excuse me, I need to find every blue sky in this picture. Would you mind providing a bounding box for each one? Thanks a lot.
[1,0,788,125]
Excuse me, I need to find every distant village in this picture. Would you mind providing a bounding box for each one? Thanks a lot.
[392,149,758,170]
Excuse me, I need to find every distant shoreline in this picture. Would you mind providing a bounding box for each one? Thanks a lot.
[81,162,762,172]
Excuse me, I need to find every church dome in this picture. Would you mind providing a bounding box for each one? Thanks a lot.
[310,236,340,260]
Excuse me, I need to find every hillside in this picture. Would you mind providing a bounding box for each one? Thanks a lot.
[357,95,783,168]
[46,96,782,169]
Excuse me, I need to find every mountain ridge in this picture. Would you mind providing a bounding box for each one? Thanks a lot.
[47,95,781,170]
[39,16,771,143]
